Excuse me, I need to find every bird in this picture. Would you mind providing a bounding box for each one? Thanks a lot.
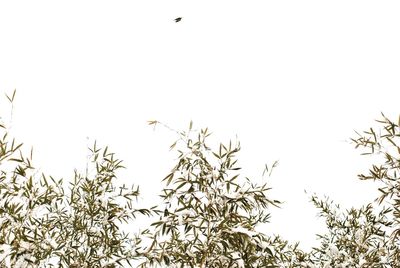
[175,17,182,23]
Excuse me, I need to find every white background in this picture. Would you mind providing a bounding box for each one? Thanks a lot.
[1,0,400,250]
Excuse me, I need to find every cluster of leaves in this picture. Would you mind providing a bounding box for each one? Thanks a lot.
[0,91,64,267]
[51,142,151,268]
[309,196,396,267]
[271,114,400,268]
[0,126,64,267]
[279,113,400,268]
[3,91,400,267]
[140,122,281,268]
[0,94,150,267]
[349,113,400,265]
[262,236,311,268]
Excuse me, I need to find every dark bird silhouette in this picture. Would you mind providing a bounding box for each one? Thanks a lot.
[175,17,182,23]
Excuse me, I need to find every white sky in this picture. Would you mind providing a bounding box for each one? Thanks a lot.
[1,0,400,250]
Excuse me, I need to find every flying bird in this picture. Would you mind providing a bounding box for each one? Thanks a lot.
[175,17,182,23]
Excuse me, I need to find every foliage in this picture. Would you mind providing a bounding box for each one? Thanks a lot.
[309,195,396,267]
[292,113,400,268]
[263,236,311,268]
[50,142,151,268]
[351,113,400,264]
[2,91,400,267]
[140,121,281,268]
[0,125,63,267]
[0,92,151,267]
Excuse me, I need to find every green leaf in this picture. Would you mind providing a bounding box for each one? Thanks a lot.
[163,173,174,186]
[5,89,16,103]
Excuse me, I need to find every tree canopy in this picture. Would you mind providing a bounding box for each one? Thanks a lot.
[1,93,400,267]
